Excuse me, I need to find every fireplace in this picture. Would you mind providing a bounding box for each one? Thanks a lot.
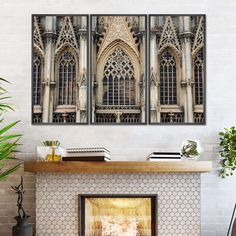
[79,195,157,236]
[36,173,201,235]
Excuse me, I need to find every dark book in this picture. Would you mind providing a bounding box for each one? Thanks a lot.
[147,152,181,159]
[151,152,181,155]
[62,156,111,161]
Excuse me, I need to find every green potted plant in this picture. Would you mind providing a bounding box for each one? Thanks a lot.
[219,127,236,177]
[0,78,22,181]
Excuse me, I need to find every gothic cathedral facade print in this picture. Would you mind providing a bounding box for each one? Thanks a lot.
[32,15,205,125]
[149,15,205,124]
[91,15,147,124]
[32,15,88,124]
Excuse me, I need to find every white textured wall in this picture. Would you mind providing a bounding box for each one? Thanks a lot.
[0,0,236,235]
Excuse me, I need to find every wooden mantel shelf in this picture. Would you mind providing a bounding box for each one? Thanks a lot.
[24,161,212,173]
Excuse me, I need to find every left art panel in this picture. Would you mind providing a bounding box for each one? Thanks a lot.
[32,15,89,124]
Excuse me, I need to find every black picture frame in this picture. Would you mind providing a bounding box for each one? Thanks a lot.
[90,14,148,125]
[31,14,90,125]
[78,194,158,236]
[148,14,207,125]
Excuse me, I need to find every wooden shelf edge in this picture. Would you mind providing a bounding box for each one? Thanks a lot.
[24,161,212,174]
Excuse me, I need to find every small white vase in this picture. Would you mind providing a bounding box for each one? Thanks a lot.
[36,146,51,161]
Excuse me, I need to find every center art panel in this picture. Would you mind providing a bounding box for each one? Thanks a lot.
[90,15,147,125]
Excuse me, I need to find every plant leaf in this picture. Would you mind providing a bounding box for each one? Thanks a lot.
[0,162,23,181]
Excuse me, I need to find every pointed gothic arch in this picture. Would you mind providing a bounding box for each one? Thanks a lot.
[96,40,141,105]
[33,52,43,106]
[193,48,204,105]
[55,47,78,107]
[158,45,181,106]
[102,47,135,106]
[159,49,178,105]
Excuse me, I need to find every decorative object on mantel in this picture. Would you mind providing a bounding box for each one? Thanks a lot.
[180,140,202,160]
[146,152,182,161]
[61,147,111,161]
[11,176,32,236]
[37,140,62,161]
[219,127,236,178]
[0,78,22,181]
[227,203,236,236]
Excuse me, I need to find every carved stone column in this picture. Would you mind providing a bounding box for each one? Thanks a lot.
[92,17,98,123]
[180,16,193,123]
[42,16,56,123]
[77,16,87,123]
[150,17,160,123]
[139,16,146,123]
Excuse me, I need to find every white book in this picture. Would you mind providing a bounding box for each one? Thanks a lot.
[64,152,111,158]
[61,147,110,157]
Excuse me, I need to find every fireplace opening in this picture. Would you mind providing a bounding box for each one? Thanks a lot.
[79,194,157,236]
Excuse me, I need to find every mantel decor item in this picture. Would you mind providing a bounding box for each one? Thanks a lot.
[180,140,202,160]
[11,176,32,236]
[37,140,61,161]
[219,127,236,178]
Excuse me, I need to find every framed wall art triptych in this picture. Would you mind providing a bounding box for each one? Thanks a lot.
[31,14,205,125]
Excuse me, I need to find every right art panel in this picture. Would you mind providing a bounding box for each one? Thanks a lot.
[149,15,206,124]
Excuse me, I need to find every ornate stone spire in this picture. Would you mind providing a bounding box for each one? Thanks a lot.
[33,16,44,54]
[192,16,204,54]
[56,16,79,53]
[97,16,139,61]
[158,16,180,52]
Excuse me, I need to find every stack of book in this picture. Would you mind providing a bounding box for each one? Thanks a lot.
[146,152,182,161]
[61,147,111,161]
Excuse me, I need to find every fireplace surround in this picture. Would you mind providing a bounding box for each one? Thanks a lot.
[79,194,157,235]
[36,173,201,235]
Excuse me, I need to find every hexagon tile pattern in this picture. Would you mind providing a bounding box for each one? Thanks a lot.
[36,173,200,236]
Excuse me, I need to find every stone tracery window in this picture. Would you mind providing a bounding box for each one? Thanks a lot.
[58,51,76,105]
[103,48,135,106]
[33,53,42,105]
[194,50,204,105]
[160,50,177,105]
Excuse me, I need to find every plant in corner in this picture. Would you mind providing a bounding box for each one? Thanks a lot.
[219,127,236,178]
[0,78,22,181]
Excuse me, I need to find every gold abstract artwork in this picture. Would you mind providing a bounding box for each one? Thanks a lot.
[84,197,153,236]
